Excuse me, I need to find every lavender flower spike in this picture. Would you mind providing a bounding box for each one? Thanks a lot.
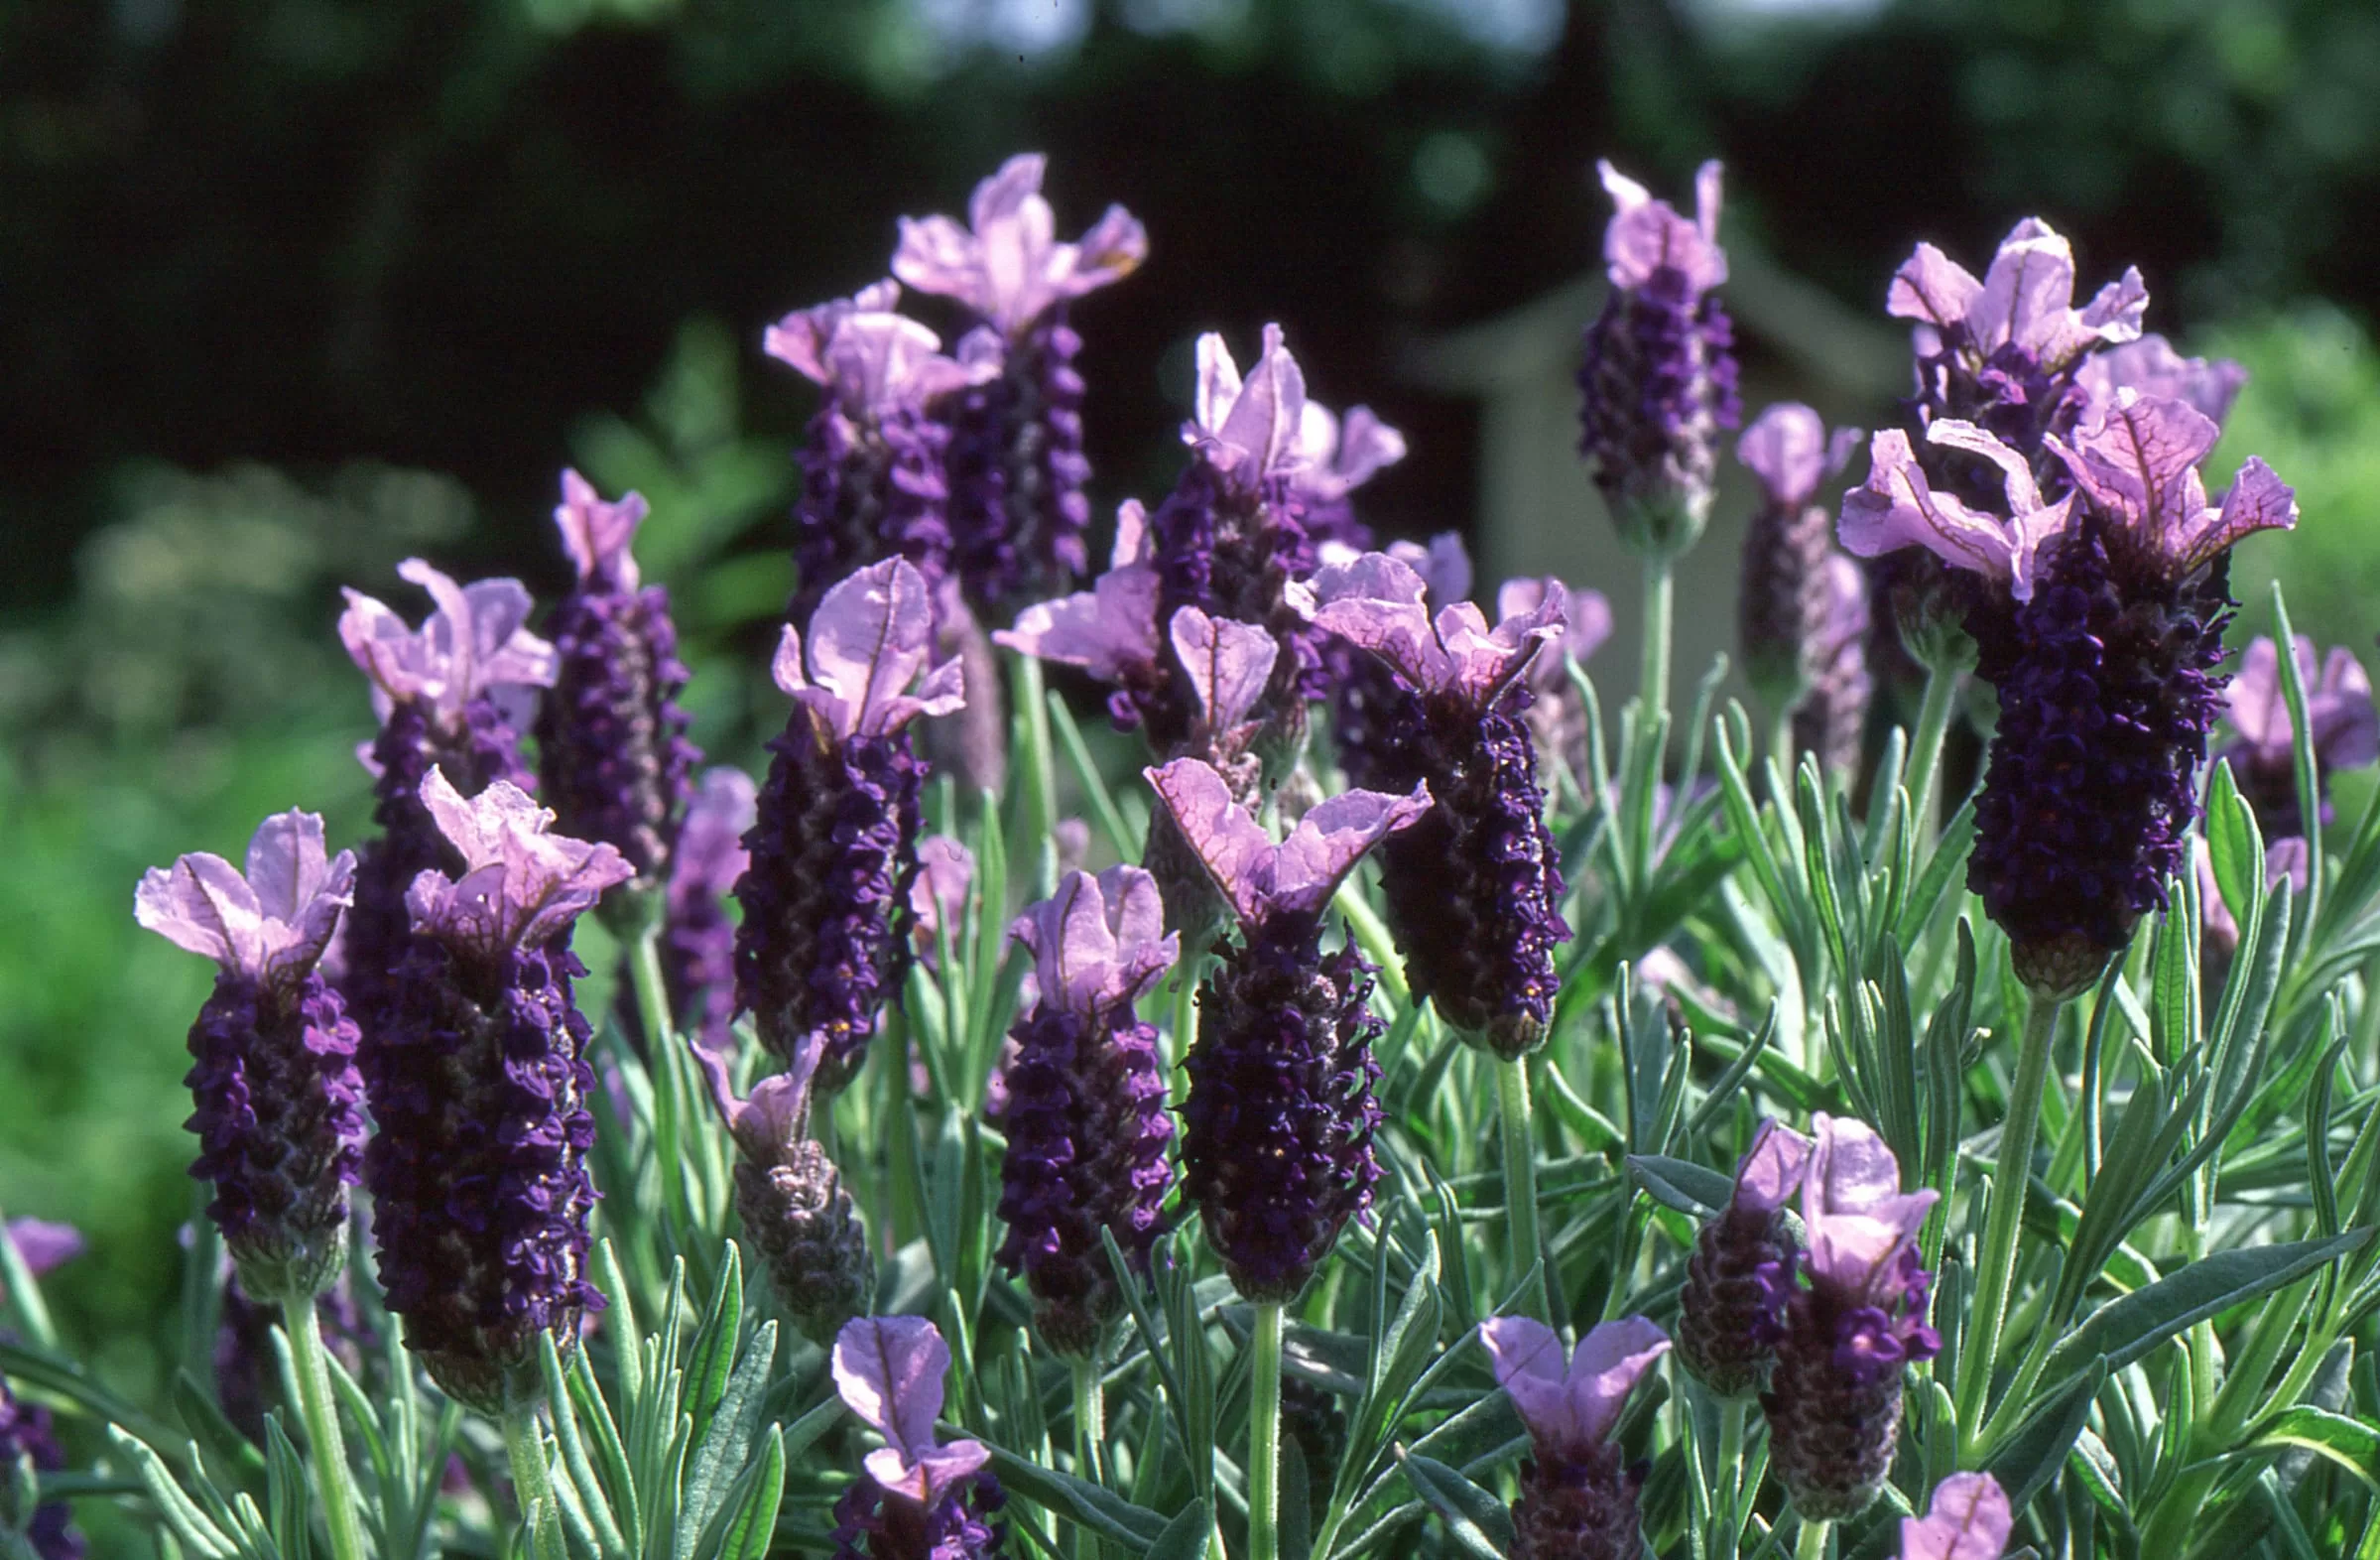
[1677,1119,1813,1397]
[1479,1316,1669,1560]
[0,1380,84,1560]
[1577,159,1741,557]
[363,769,630,1411]
[137,811,367,1301]
[1762,1113,1941,1520]
[659,767,757,1053]
[829,1317,1008,1560]
[537,469,698,888]
[1305,551,1572,1056]
[996,866,1179,1353]
[893,153,1147,338]
[1736,404,1862,708]
[1900,1473,2012,1560]
[735,557,962,1090]
[2222,634,2379,838]
[1150,757,1429,1299]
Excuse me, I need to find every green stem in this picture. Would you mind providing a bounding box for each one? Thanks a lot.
[1071,1354,1106,1484]
[1793,1516,1830,1560]
[1715,1397,1748,1560]
[504,1403,568,1560]
[1903,660,1959,846]
[1640,550,1675,734]
[1247,1303,1284,1560]
[281,1294,370,1560]
[1494,1058,1547,1320]
[631,926,698,1239]
[1956,987,2063,1450]
[629,920,675,1050]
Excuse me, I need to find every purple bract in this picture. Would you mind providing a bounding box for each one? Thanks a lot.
[2221,634,2379,839]
[1900,1473,2012,1560]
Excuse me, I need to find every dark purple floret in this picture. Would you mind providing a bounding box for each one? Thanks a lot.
[1577,276,1740,554]
[0,1381,83,1560]
[793,399,956,627]
[944,310,1094,614]
[1759,1244,1941,1520]
[1510,1444,1646,1560]
[537,584,697,884]
[1677,1201,1794,1399]
[1325,648,1409,793]
[737,1141,874,1345]
[1180,915,1383,1302]
[185,973,366,1299]
[1966,516,2232,996]
[830,1470,1007,1560]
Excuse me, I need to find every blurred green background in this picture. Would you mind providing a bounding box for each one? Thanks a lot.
[4,0,2377,1392]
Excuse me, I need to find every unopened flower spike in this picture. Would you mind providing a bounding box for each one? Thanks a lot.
[736,558,962,1091]
[652,767,757,1054]
[1676,1119,1812,1397]
[537,469,699,894]
[2222,634,2378,839]
[1761,1113,1941,1520]
[897,153,1146,610]
[336,559,555,1032]
[995,865,1179,1353]
[136,811,367,1302]
[1496,574,1613,783]
[1305,550,1572,1056]
[1736,405,1870,739]
[1900,1473,2012,1560]
[1148,756,1429,1299]
[695,1033,873,1343]
[829,1317,1007,1560]
[1479,1316,1669,1560]
[767,280,997,624]
[362,768,630,1412]
[1577,158,1741,558]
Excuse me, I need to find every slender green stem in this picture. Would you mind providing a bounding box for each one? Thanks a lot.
[1903,660,1959,846]
[504,1403,568,1560]
[281,1294,369,1560]
[1956,988,2063,1449]
[1715,1397,1748,1560]
[629,920,675,1051]
[631,925,699,1239]
[1768,703,1800,783]
[1071,1354,1107,1498]
[1494,1058,1547,1320]
[1793,1516,1831,1560]
[1247,1303,1285,1560]
[1640,550,1675,733]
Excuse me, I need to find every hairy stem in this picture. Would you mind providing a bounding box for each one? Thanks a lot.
[1715,1396,1749,1560]
[281,1294,370,1560]
[1793,1515,1831,1560]
[503,1403,567,1560]
[1640,550,1675,735]
[1903,661,1960,845]
[1957,987,2063,1451]
[1495,1057,1548,1320]
[1248,1302,1284,1560]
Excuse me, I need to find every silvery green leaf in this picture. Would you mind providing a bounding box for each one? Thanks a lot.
[1392,1450,1510,1560]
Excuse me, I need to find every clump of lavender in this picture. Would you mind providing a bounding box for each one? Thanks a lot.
[0,1379,83,1560]
[996,865,1179,1354]
[1576,161,1740,558]
[1148,757,1429,1299]
[1900,1474,2012,1560]
[362,769,631,1412]
[695,1035,873,1343]
[1843,391,2296,994]
[1759,1114,1941,1521]
[1676,1119,1812,1398]
[767,282,997,624]
[337,562,556,1029]
[734,557,962,1089]
[658,767,757,1054]
[536,469,698,889]
[893,153,1146,613]
[136,812,367,1302]
[829,1317,1007,1560]
[1478,1316,1670,1560]
[1306,551,1572,1056]
[2220,634,2377,841]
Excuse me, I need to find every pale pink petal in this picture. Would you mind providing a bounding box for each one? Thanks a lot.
[2191,455,2297,572]
[1737,403,1828,510]
[798,559,960,737]
[1267,782,1432,913]
[1599,159,1726,293]
[1970,219,2082,361]
[1478,1317,1568,1442]
[996,568,1161,684]
[1387,531,1470,605]
[1886,243,1982,330]
[911,837,976,948]
[136,852,266,975]
[2225,636,2290,753]
[1307,552,1452,690]
[1069,203,1150,294]
[1110,499,1152,571]
[1564,1317,1672,1448]
[1899,1472,2012,1560]
[1802,1113,1940,1301]
[1838,430,2049,596]
[1300,403,1408,500]
[409,769,632,954]
[1206,324,1309,480]
[554,468,649,590]
[4,1219,83,1278]
[890,215,981,309]
[2077,267,2149,343]
[1733,1118,1814,1215]
[832,1316,951,1464]
[2316,647,2380,770]
[1144,758,1277,925]
[243,810,331,926]
[1171,606,1279,734]
[2078,335,2247,426]
[674,769,758,904]
[867,1440,992,1507]
[1012,865,1179,1015]
[1192,333,1244,444]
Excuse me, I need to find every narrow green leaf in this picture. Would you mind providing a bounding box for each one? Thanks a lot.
[679,1320,779,1553]
[981,1444,1168,1551]
[2251,1406,2380,1490]
[690,1425,786,1560]
[106,1429,238,1560]
[1624,1155,1732,1219]
[1142,1496,1213,1560]
[681,1244,746,1454]
[1394,1449,1512,1559]
[262,1416,314,1560]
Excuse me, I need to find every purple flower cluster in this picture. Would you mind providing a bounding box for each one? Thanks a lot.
[2221,634,2379,841]
[1735,407,1874,776]
[1576,161,1741,556]
[0,1380,83,1560]
[828,1318,1007,1560]
[1149,759,1427,1300]
[1675,1120,1809,1399]
[995,866,1179,1354]
[660,767,757,1053]
[362,770,630,1412]
[536,470,698,886]
[733,559,961,1090]
[136,812,368,1301]
[1479,1316,1669,1560]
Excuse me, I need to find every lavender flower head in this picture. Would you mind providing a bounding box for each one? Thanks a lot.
[735,557,962,1089]
[1149,757,1430,1299]
[1294,400,1408,551]
[1576,160,1741,557]
[661,767,757,1053]
[1323,531,1466,791]
[1900,1474,2012,1560]
[997,498,1166,733]
[2078,334,2247,428]
[0,1380,83,1560]
[137,811,367,1301]
[1305,552,1572,1055]
[1677,1119,1812,1397]
[2220,635,2378,839]
[1761,1113,1941,1520]
[996,866,1179,1353]
[337,561,556,1028]
[829,1317,1006,1560]
[768,281,999,622]
[1478,1316,1669,1560]
[537,469,698,888]
[363,769,630,1411]
[1496,574,1614,783]
[1735,404,1863,707]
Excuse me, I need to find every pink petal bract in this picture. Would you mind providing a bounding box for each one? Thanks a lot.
[1143,757,1430,923]
[137,810,356,986]
[1188,325,1310,483]
[1732,1118,1815,1216]
[833,1316,990,1503]
[1596,159,1726,294]
[555,468,649,590]
[1801,1113,1940,1303]
[1011,865,1179,1018]
[1899,1472,2012,1560]
[893,153,1147,335]
[1479,1315,1669,1459]
[404,769,631,957]
[776,559,967,739]
[1171,606,1279,735]
[1737,403,1828,510]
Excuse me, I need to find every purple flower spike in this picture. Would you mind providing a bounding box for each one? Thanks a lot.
[658,767,757,1053]
[1577,159,1740,557]
[1678,1119,1813,1397]
[893,153,1147,338]
[0,1382,84,1560]
[1900,1473,2012,1560]
[1737,404,1867,729]
[1481,1315,1669,1560]
[1496,576,1613,781]
[737,559,958,1087]
[538,469,699,885]
[1790,555,1873,781]
[996,867,1179,1352]
[1762,1114,1940,1521]
[137,811,367,1301]
[2080,334,2248,428]
[2222,635,2379,838]
[363,770,627,1411]
[830,1317,1008,1560]
[1305,553,1572,1056]
[4,1220,83,1279]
